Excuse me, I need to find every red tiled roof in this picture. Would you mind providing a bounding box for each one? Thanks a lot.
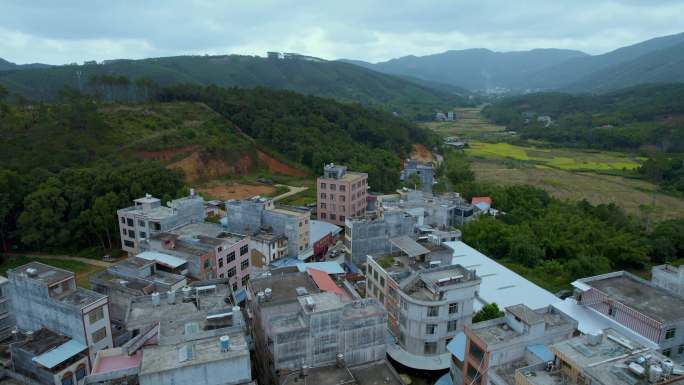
[471,196,492,205]
[307,268,349,300]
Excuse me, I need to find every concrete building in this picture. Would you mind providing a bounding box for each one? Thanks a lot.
[652,264,684,296]
[8,262,113,361]
[144,222,251,291]
[280,360,406,385]
[138,333,252,385]
[515,329,684,385]
[386,189,476,229]
[90,257,187,322]
[344,210,417,265]
[317,164,368,226]
[0,275,15,341]
[310,219,342,260]
[459,304,577,385]
[117,191,205,254]
[400,159,434,192]
[225,196,311,258]
[249,230,288,267]
[366,240,480,371]
[573,271,684,361]
[9,328,90,385]
[248,268,387,385]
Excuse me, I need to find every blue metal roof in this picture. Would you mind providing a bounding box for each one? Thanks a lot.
[234,288,247,304]
[296,262,345,275]
[309,220,342,244]
[32,340,87,369]
[527,344,554,363]
[343,261,360,274]
[137,251,187,268]
[446,332,466,361]
[270,257,300,268]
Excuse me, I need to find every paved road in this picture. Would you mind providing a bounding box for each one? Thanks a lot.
[272,185,309,202]
[1,253,114,267]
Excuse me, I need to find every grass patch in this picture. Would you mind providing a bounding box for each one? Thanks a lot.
[377,255,395,269]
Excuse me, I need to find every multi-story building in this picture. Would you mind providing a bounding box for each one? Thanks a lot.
[515,329,684,385]
[572,271,684,361]
[366,240,480,371]
[249,229,289,267]
[0,275,15,340]
[247,267,387,385]
[90,256,187,322]
[117,191,205,254]
[317,163,368,226]
[651,264,684,296]
[225,196,311,258]
[9,328,91,385]
[142,222,251,291]
[400,159,434,192]
[280,360,406,385]
[389,189,476,229]
[7,262,113,361]
[345,210,416,265]
[459,304,577,385]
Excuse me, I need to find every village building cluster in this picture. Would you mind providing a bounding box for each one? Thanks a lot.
[1,164,684,385]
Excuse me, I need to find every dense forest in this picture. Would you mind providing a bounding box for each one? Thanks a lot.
[156,84,441,191]
[457,182,684,292]
[482,83,684,194]
[0,54,470,120]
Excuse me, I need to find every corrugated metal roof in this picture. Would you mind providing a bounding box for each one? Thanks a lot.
[447,241,559,311]
[136,251,187,269]
[446,331,466,361]
[32,339,87,369]
[390,236,430,257]
[310,220,342,244]
[297,262,344,275]
[306,268,348,300]
[527,344,554,362]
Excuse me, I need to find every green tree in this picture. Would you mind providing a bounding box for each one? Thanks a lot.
[473,303,504,323]
[0,169,24,252]
[17,178,69,249]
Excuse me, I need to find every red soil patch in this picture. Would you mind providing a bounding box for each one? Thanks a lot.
[169,151,255,182]
[198,183,276,200]
[257,150,307,177]
[137,145,201,162]
[410,144,434,163]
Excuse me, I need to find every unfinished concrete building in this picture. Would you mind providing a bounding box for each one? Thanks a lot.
[0,275,15,341]
[366,240,480,371]
[280,360,406,385]
[117,191,205,254]
[387,189,475,229]
[400,159,434,192]
[7,262,113,362]
[344,210,417,265]
[225,196,311,258]
[651,264,684,296]
[248,268,387,385]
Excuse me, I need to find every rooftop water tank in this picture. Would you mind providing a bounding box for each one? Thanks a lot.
[649,365,663,383]
[167,290,176,305]
[264,288,273,300]
[219,335,230,352]
[151,292,161,306]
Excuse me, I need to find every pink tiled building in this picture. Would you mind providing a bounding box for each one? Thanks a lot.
[316,164,368,226]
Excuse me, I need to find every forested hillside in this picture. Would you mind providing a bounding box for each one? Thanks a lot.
[0,54,469,119]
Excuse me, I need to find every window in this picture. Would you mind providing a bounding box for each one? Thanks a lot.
[120,217,125,224]
[75,363,87,380]
[373,271,379,280]
[88,306,104,324]
[217,246,223,252]
[92,326,108,343]
[666,328,677,339]
[139,231,147,239]
[448,320,458,332]
[233,283,238,292]
[61,372,74,385]
[426,324,437,335]
[126,218,133,226]
[227,251,236,263]
[428,306,439,317]
[241,259,249,270]
[219,273,224,278]
[424,342,437,354]
[128,230,135,238]
[138,220,145,227]
[330,184,336,191]
[379,277,385,287]
[320,182,326,189]
[227,267,236,277]
[664,348,672,357]
[219,258,224,268]
[320,193,326,199]
[449,302,459,314]
[203,259,211,269]
[320,213,327,219]
[240,244,249,255]
[678,345,684,354]
[320,203,326,209]
[330,214,336,220]
[124,240,134,248]
[151,222,161,231]
[242,275,250,286]
[340,195,346,202]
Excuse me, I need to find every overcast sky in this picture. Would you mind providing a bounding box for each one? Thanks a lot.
[1,0,683,65]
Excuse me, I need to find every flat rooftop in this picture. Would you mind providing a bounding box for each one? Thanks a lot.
[119,204,175,220]
[169,222,245,245]
[471,307,574,346]
[250,269,320,307]
[581,273,684,323]
[10,262,73,286]
[16,328,69,356]
[281,360,403,385]
[551,329,641,369]
[139,332,248,375]
[57,287,107,307]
